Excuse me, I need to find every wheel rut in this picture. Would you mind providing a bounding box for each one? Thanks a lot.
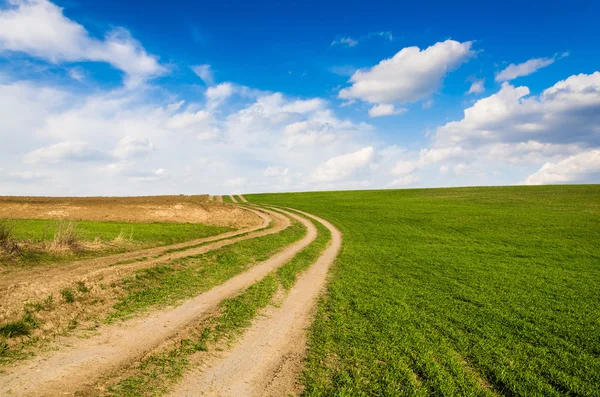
[0,209,317,397]
[168,208,342,397]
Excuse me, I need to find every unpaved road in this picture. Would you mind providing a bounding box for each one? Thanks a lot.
[0,210,317,397]
[230,195,238,203]
[168,209,342,397]
[238,194,249,203]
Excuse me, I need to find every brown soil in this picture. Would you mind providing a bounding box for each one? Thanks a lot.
[167,209,341,397]
[0,209,318,397]
[0,195,257,229]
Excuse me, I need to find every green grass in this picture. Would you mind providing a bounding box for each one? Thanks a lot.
[108,220,307,320]
[222,195,234,204]
[0,218,231,268]
[248,185,600,396]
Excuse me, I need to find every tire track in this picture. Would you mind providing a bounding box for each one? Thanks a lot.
[230,195,238,203]
[0,210,317,397]
[238,194,249,203]
[168,208,341,397]
[0,207,278,322]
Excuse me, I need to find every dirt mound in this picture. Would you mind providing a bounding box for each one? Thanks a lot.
[0,195,258,229]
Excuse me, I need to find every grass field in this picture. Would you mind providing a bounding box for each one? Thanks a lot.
[248,185,600,396]
[0,218,231,267]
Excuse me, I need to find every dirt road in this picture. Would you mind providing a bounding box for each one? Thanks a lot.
[230,195,238,203]
[0,210,317,396]
[238,194,249,203]
[167,209,341,397]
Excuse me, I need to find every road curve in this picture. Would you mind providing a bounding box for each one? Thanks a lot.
[168,208,342,397]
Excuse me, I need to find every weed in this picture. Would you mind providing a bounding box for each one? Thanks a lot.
[49,221,80,252]
[76,281,89,293]
[0,320,30,338]
[61,288,76,303]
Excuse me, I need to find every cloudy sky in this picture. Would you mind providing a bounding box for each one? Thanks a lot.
[1,0,599,195]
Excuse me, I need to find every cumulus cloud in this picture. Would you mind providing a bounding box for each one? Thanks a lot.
[524,150,600,185]
[434,72,600,148]
[368,104,407,117]
[0,0,165,85]
[495,53,567,82]
[339,40,474,104]
[386,174,419,187]
[312,147,374,182]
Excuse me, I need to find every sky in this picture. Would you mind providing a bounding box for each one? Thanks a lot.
[0,0,599,195]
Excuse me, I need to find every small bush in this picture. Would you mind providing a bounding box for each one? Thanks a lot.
[0,219,20,255]
[61,288,76,303]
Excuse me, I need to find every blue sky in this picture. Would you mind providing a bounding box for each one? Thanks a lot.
[1,0,599,195]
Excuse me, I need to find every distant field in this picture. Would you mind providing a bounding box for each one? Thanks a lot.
[248,185,600,396]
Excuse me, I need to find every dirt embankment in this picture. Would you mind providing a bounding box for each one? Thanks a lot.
[0,195,258,229]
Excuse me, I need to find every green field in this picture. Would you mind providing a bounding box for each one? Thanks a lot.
[0,218,231,267]
[248,185,600,396]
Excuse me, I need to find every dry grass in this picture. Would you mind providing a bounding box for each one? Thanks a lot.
[48,221,80,252]
[0,219,20,256]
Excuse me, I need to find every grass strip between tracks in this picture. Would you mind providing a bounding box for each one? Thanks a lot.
[102,210,332,397]
[107,217,305,321]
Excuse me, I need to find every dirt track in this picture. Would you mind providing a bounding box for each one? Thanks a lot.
[167,209,341,397]
[0,207,280,324]
[230,195,238,203]
[0,209,318,396]
[238,194,249,203]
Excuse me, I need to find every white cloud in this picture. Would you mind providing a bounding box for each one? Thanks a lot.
[264,166,288,177]
[0,0,165,86]
[24,141,110,164]
[339,40,474,104]
[331,37,358,47]
[495,53,567,82]
[524,150,600,185]
[467,78,485,94]
[113,136,154,159]
[224,177,246,187]
[368,104,407,117]
[387,174,419,187]
[422,99,434,109]
[312,147,374,182]
[191,64,214,86]
[434,72,600,148]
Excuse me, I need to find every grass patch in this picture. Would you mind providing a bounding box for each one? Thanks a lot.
[0,219,231,268]
[60,288,76,303]
[249,185,600,396]
[107,219,306,321]
[222,195,234,204]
